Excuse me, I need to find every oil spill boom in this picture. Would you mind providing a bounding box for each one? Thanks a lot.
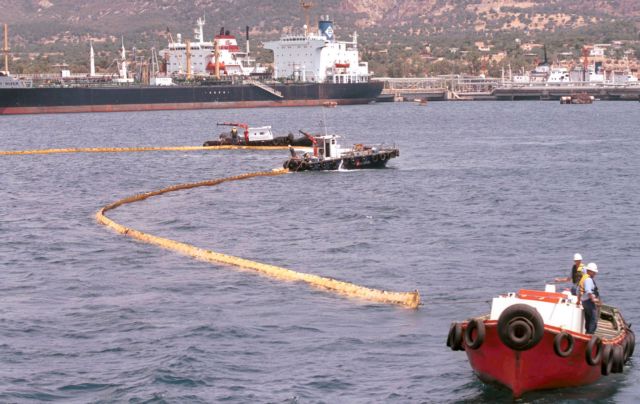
[2,144,420,308]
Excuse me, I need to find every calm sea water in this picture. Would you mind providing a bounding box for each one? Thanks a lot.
[1,101,639,403]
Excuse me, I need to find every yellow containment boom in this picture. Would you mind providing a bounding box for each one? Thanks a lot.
[0,145,295,156]
[95,169,421,309]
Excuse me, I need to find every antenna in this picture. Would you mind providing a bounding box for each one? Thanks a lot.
[321,107,328,136]
[300,1,314,36]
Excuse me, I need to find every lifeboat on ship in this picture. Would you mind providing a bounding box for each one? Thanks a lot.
[447,285,635,398]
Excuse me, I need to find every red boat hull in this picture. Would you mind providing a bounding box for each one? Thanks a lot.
[462,321,625,397]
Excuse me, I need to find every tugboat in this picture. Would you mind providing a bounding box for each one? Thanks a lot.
[447,284,635,398]
[283,132,399,171]
[203,122,313,146]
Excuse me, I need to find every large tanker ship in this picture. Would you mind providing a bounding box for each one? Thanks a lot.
[0,15,382,115]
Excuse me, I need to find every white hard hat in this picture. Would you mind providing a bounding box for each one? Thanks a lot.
[586,262,598,273]
[573,253,582,261]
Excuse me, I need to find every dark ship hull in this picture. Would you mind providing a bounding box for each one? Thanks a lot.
[0,81,383,115]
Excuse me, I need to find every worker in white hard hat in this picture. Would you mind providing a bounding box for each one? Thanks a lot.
[554,253,585,295]
[230,126,239,144]
[579,262,601,334]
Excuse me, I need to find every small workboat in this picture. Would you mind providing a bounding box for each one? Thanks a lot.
[203,122,313,147]
[447,284,635,398]
[560,93,594,104]
[283,133,399,172]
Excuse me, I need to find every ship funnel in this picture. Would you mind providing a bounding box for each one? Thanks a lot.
[318,17,334,41]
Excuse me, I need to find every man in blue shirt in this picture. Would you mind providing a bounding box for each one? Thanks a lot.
[580,263,600,334]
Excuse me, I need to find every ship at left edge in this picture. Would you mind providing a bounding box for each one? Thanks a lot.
[0,11,383,115]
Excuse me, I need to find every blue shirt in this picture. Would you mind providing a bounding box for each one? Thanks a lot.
[581,277,595,301]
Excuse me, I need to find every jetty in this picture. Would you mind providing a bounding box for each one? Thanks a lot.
[374,76,640,102]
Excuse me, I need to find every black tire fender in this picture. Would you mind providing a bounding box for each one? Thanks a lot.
[464,318,485,350]
[380,153,387,161]
[626,330,635,360]
[586,335,603,366]
[497,304,544,351]
[611,344,625,374]
[447,322,463,351]
[553,332,575,358]
[601,344,613,375]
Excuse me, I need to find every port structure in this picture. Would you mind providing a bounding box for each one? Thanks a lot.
[374,76,640,101]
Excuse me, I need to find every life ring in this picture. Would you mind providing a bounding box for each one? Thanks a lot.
[585,335,603,366]
[463,318,485,350]
[497,304,544,351]
[447,322,463,351]
[611,344,625,373]
[600,344,613,375]
[553,332,574,358]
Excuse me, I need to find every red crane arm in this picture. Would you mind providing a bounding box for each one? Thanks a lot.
[298,130,317,145]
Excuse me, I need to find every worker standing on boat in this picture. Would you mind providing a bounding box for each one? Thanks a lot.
[580,263,600,334]
[230,127,239,144]
[554,253,585,295]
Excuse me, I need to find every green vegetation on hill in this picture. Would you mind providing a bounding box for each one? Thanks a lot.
[3,0,639,76]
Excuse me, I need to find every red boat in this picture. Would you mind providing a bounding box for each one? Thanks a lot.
[447,286,635,398]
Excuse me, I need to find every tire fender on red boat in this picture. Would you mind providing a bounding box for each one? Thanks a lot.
[601,344,613,375]
[497,304,544,351]
[553,332,575,357]
[463,318,485,350]
[585,335,603,366]
[447,322,463,351]
[611,344,625,374]
[625,330,635,360]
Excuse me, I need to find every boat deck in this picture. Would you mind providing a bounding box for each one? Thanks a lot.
[594,306,624,340]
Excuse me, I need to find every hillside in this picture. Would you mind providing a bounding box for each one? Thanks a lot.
[3,0,640,76]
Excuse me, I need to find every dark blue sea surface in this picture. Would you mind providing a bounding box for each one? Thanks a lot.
[1,102,639,403]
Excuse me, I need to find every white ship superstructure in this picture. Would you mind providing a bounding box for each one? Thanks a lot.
[161,18,265,77]
[263,16,371,83]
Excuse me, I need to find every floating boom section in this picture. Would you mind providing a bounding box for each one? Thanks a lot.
[95,170,421,309]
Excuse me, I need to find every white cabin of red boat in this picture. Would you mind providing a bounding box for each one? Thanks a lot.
[489,286,585,334]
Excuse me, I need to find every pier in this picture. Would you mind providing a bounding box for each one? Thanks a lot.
[374,76,640,101]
